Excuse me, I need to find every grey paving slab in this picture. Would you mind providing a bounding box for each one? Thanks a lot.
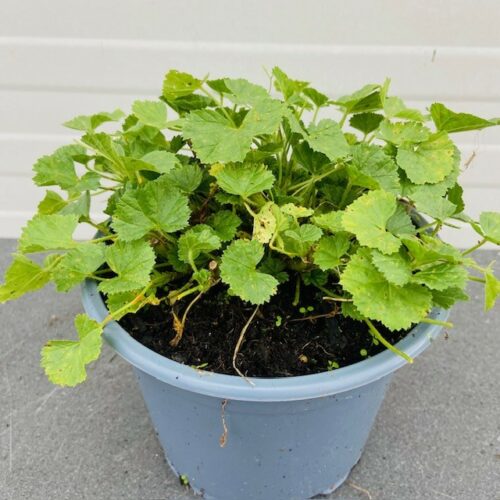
[0,239,498,500]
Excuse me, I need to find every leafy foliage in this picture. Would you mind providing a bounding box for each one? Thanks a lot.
[1,68,499,386]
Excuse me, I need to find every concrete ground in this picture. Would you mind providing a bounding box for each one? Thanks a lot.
[0,239,499,500]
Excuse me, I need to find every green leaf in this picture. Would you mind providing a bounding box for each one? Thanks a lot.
[313,234,350,270]
[335,84,381,113]
[282,224,323,257]
[383,97,425,121]
[410,190,457,220]
[370,249,412,286]
[403,234,463,267]
[342,191,401,254]
[41,314,102,386]
[430,103,500,133]
[272,67,308,101]
[412,262,468,291]
[132,100,168,129]
[33,145,86,190]
[52,243,106,292]
[0,254,53,302]
[431,287,469,309]
[479,212,500,244]
[484,269,500,311]
[19,214,78,253]
[349,112,384,135]
[312,211,344,233]
[164,163,203,193]
[224,79,270,105]
[303,87,329,107]
[214,162,275,198]
[64,109,124,132]
[377,121,431,145]
[81,133,126,174]
[111,176,190,240]
[98,240,155,294]
[340,248,432,330]
[37,191,67,215]
[386,205,416,236]
[206,210,242,241]
[306,119,350,161]
[348,144,400,193]
[141,151,180,174]
[177,225,221,265]
[220,239,279,305]
[397,133,456,184]
[182,109,253,163]
[162,70,202,100]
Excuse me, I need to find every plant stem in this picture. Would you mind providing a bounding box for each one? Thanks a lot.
[462,238,487,256]
[365,318,413,363]
[420,317,454,329]
[469,276,486,283]
[232,306,259,384]
[292,276,301,306]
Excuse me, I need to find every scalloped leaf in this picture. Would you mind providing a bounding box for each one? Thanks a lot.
[220,240,278,305]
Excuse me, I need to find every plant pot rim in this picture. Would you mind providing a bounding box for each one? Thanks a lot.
[82,278,449,402]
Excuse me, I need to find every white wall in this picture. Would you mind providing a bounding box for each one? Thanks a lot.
[1,0,500,246]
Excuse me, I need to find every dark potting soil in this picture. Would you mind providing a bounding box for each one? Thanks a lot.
[119,279,409,377]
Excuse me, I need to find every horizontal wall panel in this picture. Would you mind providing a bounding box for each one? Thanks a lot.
[1,0,500,48]
[2,39,500,101]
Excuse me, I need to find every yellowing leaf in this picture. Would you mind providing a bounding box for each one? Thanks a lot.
[41,314,103,387]
[397,133,456,184]
[0,254,53,302]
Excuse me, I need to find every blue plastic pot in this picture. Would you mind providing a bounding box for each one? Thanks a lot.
[82,279,448,500]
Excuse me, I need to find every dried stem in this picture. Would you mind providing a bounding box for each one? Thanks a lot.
[232,306,259,385]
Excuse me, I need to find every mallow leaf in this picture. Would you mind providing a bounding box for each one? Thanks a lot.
[349,112,384,135]
[479,212,500,244]
[340,248,432,331]
[206,210,242,241]
[0,254,53,302]
[162,70,202,100]
[430,103,500,133]
[377,121,430,145]
[220,240,278,305]
[177,225,221,265]
[64,109,124,132]
[141,151,180,174]
[348,144,400,193]
[313,234,350,270]
[306,119,350,161]
[397,133,456,184]
[412,263,468,291]
[132,100,168,129]
[312,211,344,233]
[19,214,78,253]
[111,176,190,240]
[164,163,203,193]
[484,269,500,311]
[431,287,469,309]
[33,145,86,190]
[281,224,323,257]
[52,243,106,292]
[98,240,155,294]
[370,249,412,286]
[342,190,401,254]
[41,314,103,387]
[214,163,275,198]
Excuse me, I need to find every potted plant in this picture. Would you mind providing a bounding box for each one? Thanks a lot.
[1,68,499,499]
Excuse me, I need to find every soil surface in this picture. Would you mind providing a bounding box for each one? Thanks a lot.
[119,279,409,377]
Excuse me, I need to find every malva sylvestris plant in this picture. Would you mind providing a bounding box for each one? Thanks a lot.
[1,68,499,386]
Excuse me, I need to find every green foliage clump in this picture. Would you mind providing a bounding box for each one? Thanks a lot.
[1,68,500,386]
